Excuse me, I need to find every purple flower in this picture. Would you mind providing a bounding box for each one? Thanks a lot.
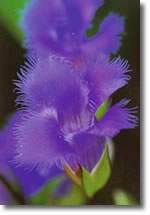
[0,133,14,204]
[0,112,63,203]
[0,114,20,204]
[0,184,14,205]
[0,0,138,202]
[13,55,137,175]
[21,0,124,58]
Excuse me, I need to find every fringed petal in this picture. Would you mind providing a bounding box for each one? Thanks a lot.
[92,99,138,138]
[21,0,103,57]
[13,108,76,172]
[0,112,64,197]
[82,13,125,56]
[82,56,131,111]
[14,55,91,129]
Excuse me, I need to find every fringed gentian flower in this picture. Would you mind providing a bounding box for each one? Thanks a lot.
[13,55,137,177]
[21,0,124,59]
[0,112,64,203]
[0,0,138,201]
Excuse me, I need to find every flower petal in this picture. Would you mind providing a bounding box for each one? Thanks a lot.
[0,129,15,204]
[0,112,22,180]
[0,183,14,205]
[21,0,103,57]
[72,132,105,172]
[0,112,63,197]
[82,13,125,56]
[11,165,62,197]
[82,56,131,111]
[15,56,90,129]
[92,99,138,138]
[72,0,104,28]
[14,108,75,172]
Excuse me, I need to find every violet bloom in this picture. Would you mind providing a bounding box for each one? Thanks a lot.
[0,112,63,203]
[0,133,15,204]
[13,55,137,176]
[21,0,124,59]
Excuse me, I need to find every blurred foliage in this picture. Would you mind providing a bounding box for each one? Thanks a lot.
[31,176,64,205]
[31,176,86,206]
[113,189,138,206]
[54,185,86,206]
[0,0,29,42]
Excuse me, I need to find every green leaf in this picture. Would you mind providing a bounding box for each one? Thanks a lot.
[95,100,109,120]
[55,185,87,206]
[0,0,29,42]
[113,189,138,206]
[82,144,111,197]
[31,176,64,205]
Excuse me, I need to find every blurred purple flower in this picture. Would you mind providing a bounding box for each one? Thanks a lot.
[0,133,14,204]
[13,55,137,175]
[21,0,124,58]
[0,112,63,203]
